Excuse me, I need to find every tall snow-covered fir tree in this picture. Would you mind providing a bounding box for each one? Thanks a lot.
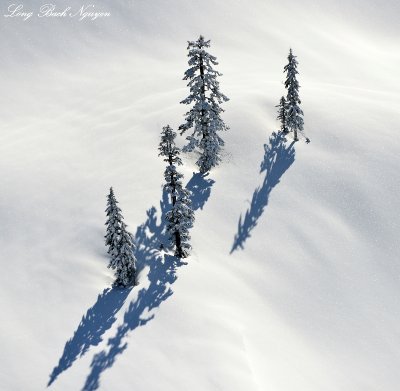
[105,187,122,257]
[179,35,229,174]
[276,96,288,134]
[105,188,137,287]
[159,125,195,258]
[283,49,305,142]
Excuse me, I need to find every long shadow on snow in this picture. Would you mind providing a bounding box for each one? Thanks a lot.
[47,190,170,387]
[47,288,131,386]
[230,132,295,253]
[81,172,214,391]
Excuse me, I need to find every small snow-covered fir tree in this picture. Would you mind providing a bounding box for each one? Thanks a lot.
[105,187,122,256]
[159,125,195,258]
[108,222,137,287]
[276,96,288,134]
[283,49,305,142]
[179,35,229,173]
[105,188,136,287]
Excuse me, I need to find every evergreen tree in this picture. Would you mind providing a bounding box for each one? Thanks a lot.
[276,96,288,134]
[179,35,229,173]
[159,124,182,171]
[105,187,122,257]
[166,188,194,258]
[108,222,137,287]
[283,49,305,142]
[159,125,195,258]
[105,188,136,287]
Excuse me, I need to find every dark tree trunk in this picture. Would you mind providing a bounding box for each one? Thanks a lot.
[168,153,177,205]
[168,151,182,257]
[282,111,288,134]
[175,231,183,258]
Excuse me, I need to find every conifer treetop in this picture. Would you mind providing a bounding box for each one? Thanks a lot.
[158,125,182,166]
[284,48,301,106]
[180,35,228,111]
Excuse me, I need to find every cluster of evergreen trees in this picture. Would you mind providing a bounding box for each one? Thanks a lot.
[104,35,228,287]
[103,38,307,287]
[103,125,196,287]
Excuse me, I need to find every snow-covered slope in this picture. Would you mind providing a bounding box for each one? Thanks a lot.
[1,1,400,390]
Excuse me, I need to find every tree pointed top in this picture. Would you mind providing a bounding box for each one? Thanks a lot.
[161,124,174,139]
[188,35,210,50]
[287,48,297,61]
[107,186,119,205]
[197,35,207,45]
[159,125,182,166]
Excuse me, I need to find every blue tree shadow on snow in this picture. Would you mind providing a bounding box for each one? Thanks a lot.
[230,132,295,253]
[186,172,215,210]
[47,190,170,387]
[80,172,214,391]
[47,287,131,386]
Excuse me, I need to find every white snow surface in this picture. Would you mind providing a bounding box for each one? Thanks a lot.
[1,1,400,390]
